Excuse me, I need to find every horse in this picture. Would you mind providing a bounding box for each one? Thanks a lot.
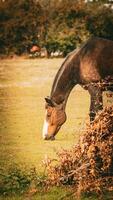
[43,37,113,140]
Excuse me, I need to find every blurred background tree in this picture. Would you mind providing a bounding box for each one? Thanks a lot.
[86,3,113,40]
[0,0,43,55]
[0,0,113,56]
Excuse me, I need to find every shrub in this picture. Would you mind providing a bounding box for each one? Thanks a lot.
[0,166,45,196]
[44,107,113,197]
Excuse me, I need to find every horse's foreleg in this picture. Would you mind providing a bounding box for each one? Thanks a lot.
[88,85,103,121]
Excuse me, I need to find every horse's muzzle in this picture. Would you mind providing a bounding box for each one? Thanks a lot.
[44,135,55,141]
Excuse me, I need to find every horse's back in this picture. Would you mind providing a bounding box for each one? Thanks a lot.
[78,37,113,82]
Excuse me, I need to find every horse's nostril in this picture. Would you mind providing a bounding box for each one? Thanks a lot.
[43,135,55,141]
[43,135,48,140]
[50,136,55,141]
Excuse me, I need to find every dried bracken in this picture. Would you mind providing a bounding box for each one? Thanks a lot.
[43,107,113,195]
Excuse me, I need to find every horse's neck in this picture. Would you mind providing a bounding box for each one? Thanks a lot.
[50,54,78,106]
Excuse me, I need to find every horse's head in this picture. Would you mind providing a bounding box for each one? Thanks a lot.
[42,97,66,140]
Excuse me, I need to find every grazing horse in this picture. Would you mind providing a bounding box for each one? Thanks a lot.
[43,37,113,140]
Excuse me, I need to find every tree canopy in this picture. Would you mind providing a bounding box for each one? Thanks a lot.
[0,0,113,56]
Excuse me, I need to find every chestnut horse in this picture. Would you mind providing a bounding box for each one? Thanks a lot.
[43,37,113,140]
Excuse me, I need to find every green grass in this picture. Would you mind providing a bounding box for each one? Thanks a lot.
[0,58,111,199]
[0,58,90,171]
[0,187,78,200]
[0,188,113,200]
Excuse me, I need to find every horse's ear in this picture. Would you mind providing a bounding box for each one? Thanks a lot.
[45,97,55,107]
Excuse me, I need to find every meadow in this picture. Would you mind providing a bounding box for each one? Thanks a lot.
[0,58,111,199]
[0,58,91,169]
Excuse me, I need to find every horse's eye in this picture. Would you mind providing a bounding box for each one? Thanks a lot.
[47,113,51,118]
[45,104,48,109]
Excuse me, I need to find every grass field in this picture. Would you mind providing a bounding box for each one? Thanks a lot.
[0,58,90,171]
[0,58,111,199]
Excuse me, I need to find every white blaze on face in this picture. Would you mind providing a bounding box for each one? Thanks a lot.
[42,111,49,139]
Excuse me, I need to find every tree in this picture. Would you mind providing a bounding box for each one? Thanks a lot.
[40,0,90,56]
[0,0,43,55]
[0,0,113,56]
[86,3,113,40]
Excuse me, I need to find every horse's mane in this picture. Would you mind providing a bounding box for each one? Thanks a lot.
[50,48,80,97]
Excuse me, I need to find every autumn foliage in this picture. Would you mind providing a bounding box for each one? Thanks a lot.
[44,107,113,196]
[0,0,113,56]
